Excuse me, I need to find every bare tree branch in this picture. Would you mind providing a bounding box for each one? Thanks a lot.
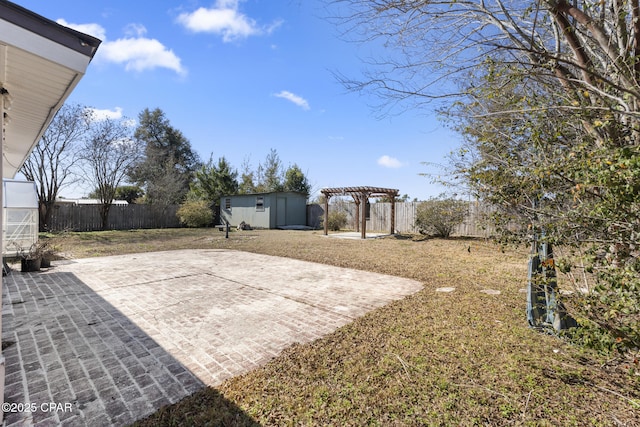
[19,104,90,231]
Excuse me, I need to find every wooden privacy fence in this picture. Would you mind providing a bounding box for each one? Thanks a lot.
[50,200,497,235]
[307,201,497,237]
[48,204,181,231]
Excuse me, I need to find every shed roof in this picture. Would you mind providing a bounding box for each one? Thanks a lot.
[222,191,308,198]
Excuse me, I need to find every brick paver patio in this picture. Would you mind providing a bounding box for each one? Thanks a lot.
[2,249,422,426]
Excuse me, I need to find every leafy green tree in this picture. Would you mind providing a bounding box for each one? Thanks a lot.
[190,156,239,207]
[448,72,640,351]
[258,148,284,192]
[331,0,640,352]
[238,156,256,194]
[146,156,192,207]
[283,164,311,194]
[238,149,286,193]
[88,186,112,200]
[89,185,143,203]
[130,108,200,205]
[115,185,144,203]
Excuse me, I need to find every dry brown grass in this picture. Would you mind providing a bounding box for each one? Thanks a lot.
[45,228,640,426]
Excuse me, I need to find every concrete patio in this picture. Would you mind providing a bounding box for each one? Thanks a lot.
[2,249,422,426]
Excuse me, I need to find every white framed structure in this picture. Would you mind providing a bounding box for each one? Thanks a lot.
[2,179,38,256]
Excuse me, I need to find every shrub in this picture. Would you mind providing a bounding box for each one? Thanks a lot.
[177,200,213,228]
[563,254,640,355]
[415,197,468,237]
[325,211,348,231]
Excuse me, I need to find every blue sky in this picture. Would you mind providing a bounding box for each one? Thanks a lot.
[15,0,461,201]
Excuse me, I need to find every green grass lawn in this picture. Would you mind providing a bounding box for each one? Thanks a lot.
[46,228,640,426]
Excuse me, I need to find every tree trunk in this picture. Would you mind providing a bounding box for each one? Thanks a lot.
[38,200,55,232]
[100,204,111,231]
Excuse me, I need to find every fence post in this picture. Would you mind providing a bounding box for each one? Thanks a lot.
[390,199,396,235]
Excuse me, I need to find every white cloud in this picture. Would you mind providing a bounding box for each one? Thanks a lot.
[57,19,186,76]
[84,108,137,127]
[264,19,284,36]
[86,107,123,121]
[100,38,186,75]
[274,91,310,110]
[124,23,147,37]
[122,118,137,128]
[57,19,107,41]
[177,0,282,42]
[377,155,405,168]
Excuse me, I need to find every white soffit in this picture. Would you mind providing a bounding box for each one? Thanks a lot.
[0,19,94,73]
[1,1,101,178]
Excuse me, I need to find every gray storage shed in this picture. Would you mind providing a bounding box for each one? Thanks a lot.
[220,191,307,229]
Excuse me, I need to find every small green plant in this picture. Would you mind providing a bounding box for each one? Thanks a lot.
[177,200,213,228]
[415,196,468,237]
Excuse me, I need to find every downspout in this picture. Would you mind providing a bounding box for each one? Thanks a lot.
[0,83,7,424]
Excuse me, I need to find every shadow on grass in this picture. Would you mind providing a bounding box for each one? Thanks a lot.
[132,387,261,427]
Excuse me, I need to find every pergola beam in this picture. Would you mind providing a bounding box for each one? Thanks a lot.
[321,186,399,239]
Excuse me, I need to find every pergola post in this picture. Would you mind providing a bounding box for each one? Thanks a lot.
[323,193,330,235]
[360,191,368,239]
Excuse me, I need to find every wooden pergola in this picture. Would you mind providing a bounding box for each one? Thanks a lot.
[321,186,399,239]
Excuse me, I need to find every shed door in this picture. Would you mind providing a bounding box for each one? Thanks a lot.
[276,197,287,227]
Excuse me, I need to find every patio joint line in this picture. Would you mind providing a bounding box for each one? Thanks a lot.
[201,271,358,321]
